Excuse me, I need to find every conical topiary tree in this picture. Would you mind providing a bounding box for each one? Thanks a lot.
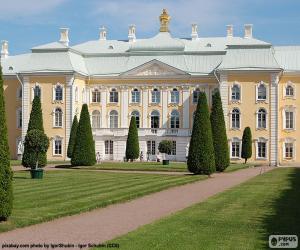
[242,127,252,163]
[210,90,230,172]
[22,95,47,168]
[125,116,139,161]
[0,66,13,221]
[67,115,78,159]
[187,92,215,175]
[71,104,96,166]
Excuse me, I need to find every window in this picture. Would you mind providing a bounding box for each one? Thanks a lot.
[147,141,156,155]
[193,88,200,103]
[109,88,118,103]
[257,84,267,100]
[131,111,140,128]
[167,141,176,155]
[92,89,101,103]
[151,110,160,128]
[151,88,160,104]
[231,108,240,129]
[231,85,240,101]
[54,108,63,127]
[109,110,118,128]
[54,139,62,155]
[286,85,294,97]
[170,110,180,128]
[17,108,22,128]
[131,88,140,103]
[55,85,63,101]
[285,111,294,129]
[257,108,266,129]
[34,86,41,98]
[231,139,241,158]
[92,110,101,128]
[170,88,179,104]
[257,140,267,159]
[105,140,113,154]
[17,87,22,99]
[285,143,294,159]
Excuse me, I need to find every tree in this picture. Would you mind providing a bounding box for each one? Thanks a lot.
[242,127,252,163]
[187,92,215,175]
[24,130,49,170]
[67,115,78,159]
[71,104,96,166]
[125,116,139,161]
[22,96,47,168]
[0,66,13,221]
[210,90,230,172]
[158,140,173,160]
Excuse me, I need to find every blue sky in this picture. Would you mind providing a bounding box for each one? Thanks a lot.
[1,0,300,55]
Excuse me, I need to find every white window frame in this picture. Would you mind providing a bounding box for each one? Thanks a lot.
[52,83,64,102]
[91,88,101,103]
[151,88,161,104]
[170,88,179,104]
[53,107,63,128]
[229,82,241,103]
[170,110,180,128]
[150,110,160,128]
[192,88,200,104]
[283,138,296,160]
[230,108,241,130]
[282,106,296,131]
[92,110,101,129]
[255,81,268,103]
[105,140,114,155]
[255,137,268,160]
[52,136,63,156]
[109,88,119,103]
[147,141,156,155]
[109,110,118,128]
[256,108,268,130]
[283,81,296,99]
[131,88,141,104]
[31,83,41,102]
[16,107,22,129]
[131,110,140,128]
[230,137,242,159]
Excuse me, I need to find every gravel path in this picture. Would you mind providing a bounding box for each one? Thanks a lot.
[0,166,273,249]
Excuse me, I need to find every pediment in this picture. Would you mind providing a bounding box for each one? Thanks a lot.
[122,60,189,77]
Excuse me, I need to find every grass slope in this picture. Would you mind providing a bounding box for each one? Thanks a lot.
[106,168,300,250]
[0,170,204,233]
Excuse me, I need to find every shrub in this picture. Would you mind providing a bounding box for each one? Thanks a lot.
[71,104,96,166]
[187,92,215,175]
[67,115,78,159]
[125,116,140,161]
[158,140,173,160]
[242,127,252,163]
[0,66,13,221]
[210,90,230,172]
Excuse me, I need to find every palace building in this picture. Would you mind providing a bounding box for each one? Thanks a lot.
[1,9,300,165]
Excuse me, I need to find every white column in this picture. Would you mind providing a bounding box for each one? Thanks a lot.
[100,87,107,128]
[142,86,148,128]
[219,73,229,129]
[65,75,74,159]
[120,86,129,128]
[270,73,279,166]
[182,86,190,128]
[162,87,168,128]
[22,76,30,140]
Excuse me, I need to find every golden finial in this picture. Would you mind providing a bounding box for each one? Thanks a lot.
[159,9,170,32]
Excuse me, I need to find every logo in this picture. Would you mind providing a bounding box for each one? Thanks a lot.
[269,235,298,248]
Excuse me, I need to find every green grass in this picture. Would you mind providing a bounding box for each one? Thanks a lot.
[0,170,204,233]
[57,162,251,173]
[105,168,300,250]
[10,160,70,166]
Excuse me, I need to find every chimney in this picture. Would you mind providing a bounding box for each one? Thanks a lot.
[191,24,198,40]
[59,28,69,46]
[1,40,9,58]
[226,25,233,38]
[99,26,107,40]
[128,24,136,42]
[244,24,253,39]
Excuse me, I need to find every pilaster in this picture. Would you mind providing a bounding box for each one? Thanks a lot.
[22,76,30,140]
[162,87,168,128]
[219,73,229,129]
[120,86,129,128]
[100,87,107,128]
[65,75,74,159]
[182,85,190,128]
[142,86,148,128]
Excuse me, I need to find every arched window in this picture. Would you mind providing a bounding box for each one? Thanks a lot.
[170,110,180,128]
[151,88,160,104]
[193,88,200,103]
[257,108,266,129]
[92,89,101,103]
[109,88,118,103]
[170,88,179,104]
[231,85,240,101]
[54,108,63,127]
[109,110,118,128]
[131,88,140,103]
[257,84,266,100]
[286,85,294,97]
[131,111,140,128]
[92,110,101,128]
[231,108,240,129]
[151,110,160,128]
[55,85,63,101]
[34,86,41,98]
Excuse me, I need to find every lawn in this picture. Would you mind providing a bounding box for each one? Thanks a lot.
[58,161,252,173]
[105,168,300,250]
[10,160,70,166]
[0,170,204,233]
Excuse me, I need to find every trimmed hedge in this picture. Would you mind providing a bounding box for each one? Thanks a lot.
[67,115,78,159]
[242,127,252,163]
[125,116,140,161]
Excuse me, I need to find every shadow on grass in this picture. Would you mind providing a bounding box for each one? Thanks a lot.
[55,165,73,169]
[13,176,30,180]
[261,168,300,249]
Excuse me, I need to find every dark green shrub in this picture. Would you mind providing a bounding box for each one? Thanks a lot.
[158,140,173,160]
[71,104,96,166]
[242,127,252,163]
[67,115,78,159]
[187,92,215,175]
[125,117,139,161]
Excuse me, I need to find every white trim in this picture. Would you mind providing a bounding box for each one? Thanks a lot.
[229,137,242,159]
[229,81,242,104]
[31,83,41,102]
[52,82,64,103]
[282,137,296,161]
[229,107,241,130]
[256,107,268,130]
[52,136,64,156]
[52,107,64,128]
[282,105,296,131]
[16,107,22,129]
[283,81,296,100]
[254,137,268,160]
[255,81,268,103]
